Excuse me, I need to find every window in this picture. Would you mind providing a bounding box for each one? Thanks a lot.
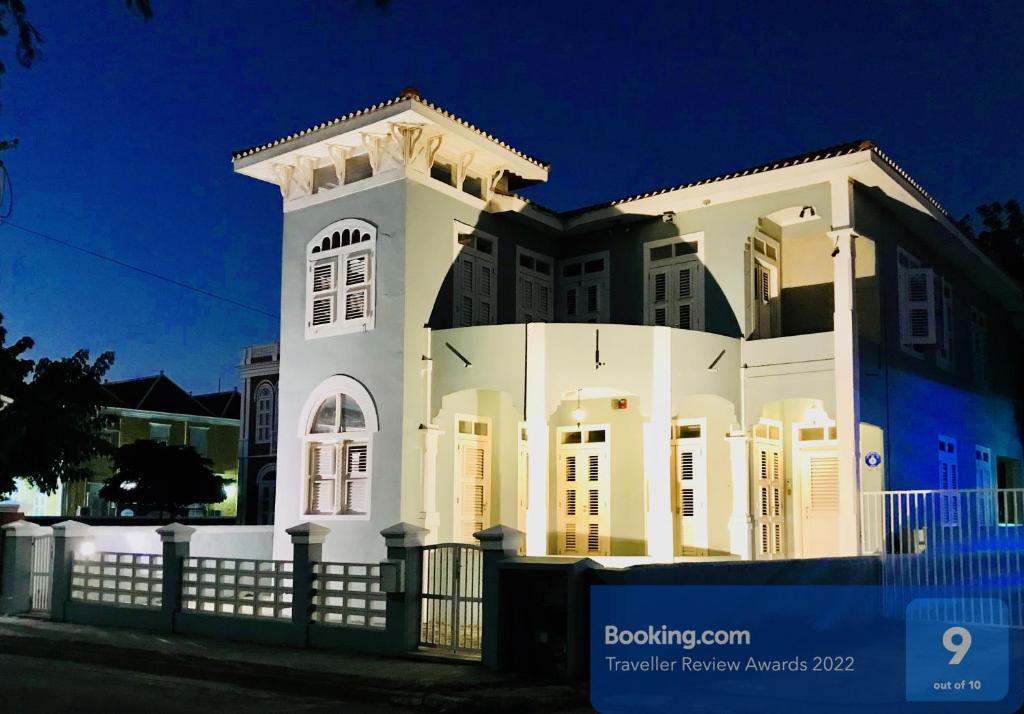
[516,247,553,323]
[971,307,988,387]
[558,251,609,323]
[149,423,171,443]
[453,226,497,327]
[300,376,378,518]
[937,279,954,371]
[897,248,936,355]
[254,382,276,445]
[645,234,704,331]
[938,436,960,526]
[746,233,779,339]
[306,219,376,339]
[188,427,209,457]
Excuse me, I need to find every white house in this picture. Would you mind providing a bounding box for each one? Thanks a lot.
[232,88,1023,564]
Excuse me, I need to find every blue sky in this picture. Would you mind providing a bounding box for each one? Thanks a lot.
[0,1,1021,393]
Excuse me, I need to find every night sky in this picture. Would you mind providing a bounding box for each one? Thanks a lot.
[1,1,1021,393]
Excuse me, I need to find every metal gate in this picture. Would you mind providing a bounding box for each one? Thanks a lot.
[30,534,54,614]
[419,543,482,656]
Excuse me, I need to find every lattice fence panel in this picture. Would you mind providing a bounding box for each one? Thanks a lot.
[313,562,386,629]
[71,552,163,608]
[182,558,293,619]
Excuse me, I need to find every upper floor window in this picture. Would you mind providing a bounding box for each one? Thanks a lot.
[559,251,609,323]
[644,234,703,331]
[188,426,209,458]
[254,381,276,445]
[970,307,988,388]
[149,423,171,443]
[453,225,497,327]
[746,233,778,339]
[306,219,376,339]
[897,248,936,357]
[300,375,379,518]
[516,247,553,323]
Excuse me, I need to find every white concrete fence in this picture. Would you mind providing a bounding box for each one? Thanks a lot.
[0,518,522,662]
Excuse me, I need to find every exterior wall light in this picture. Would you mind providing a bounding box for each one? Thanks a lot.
[572,389,586,426]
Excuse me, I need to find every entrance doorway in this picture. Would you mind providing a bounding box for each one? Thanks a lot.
[795,422,839,558]
[454,415,491,543]
[672,419,708,555]
[556,425,610,555]
[752,419,785,560]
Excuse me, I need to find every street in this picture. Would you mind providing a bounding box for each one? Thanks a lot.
[1,653,417,714]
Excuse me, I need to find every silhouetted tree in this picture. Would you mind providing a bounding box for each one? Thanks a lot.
[959,200,1024,285]
[100,440,228,517]
[0,313,115,496]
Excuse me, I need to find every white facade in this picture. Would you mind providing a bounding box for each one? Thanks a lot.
[233,90,1023,563]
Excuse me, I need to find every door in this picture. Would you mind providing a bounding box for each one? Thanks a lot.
[754,260,774,337]
[799,448,840,557]
[752,420,785,559]
[556,426,610,555]
[256,469,276,525]
[559,253,609,323]
[454,248,496,327]
[672,421,708,555]
[455,416,491,542]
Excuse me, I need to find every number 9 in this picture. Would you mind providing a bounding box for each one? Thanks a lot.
[943,626,972,665]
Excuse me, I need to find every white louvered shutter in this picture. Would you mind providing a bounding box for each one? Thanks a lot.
[675,441,708,555]
[342,441,369,514]
[342,251,371,324]
[457,441,489,541]
[807,455,840,514]
[752,436,784,559]
[310,259,337,328]
[939,438,960,526]
[309,443,337,514]
[900,268,936,344]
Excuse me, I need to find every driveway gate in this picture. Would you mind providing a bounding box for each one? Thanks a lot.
[419,543,483,656]
[30,533,54,614]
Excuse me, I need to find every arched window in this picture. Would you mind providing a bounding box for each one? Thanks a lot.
[300,376,378,517]
[254,382,276,445]
[306,218,376,339]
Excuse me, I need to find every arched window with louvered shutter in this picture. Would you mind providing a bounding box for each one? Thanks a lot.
[254,381,276,445]
[299,375,378,518]
[306,219,377,339]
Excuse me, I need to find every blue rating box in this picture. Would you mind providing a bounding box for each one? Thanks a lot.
[905,598,1009,703]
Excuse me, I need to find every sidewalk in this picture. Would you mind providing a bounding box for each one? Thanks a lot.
[0,616,591,713]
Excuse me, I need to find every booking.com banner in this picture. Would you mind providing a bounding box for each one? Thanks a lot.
[590,586,1023,714]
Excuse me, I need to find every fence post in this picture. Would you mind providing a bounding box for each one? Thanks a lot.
[0,520,43,615]
[50,520,91,622]
[379,522,427,652]
[287,522,329,645]
[156,522,195,632]
[475,524,522,671]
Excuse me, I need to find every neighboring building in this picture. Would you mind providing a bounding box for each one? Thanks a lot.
[232,88,1023,563]
[66,374,241,517]
[237,343,280,524]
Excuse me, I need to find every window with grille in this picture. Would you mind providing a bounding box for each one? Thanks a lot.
[306,219,376,339]
[304,388,374,517]
[645,234,703,331]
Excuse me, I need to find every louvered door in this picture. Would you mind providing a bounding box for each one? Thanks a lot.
[752,435,785,560]
[673,439,708,555]
[454,252,496,327]
[648,262,700,329]
[556,431,610,556]
[799,449,839,557]
[455,418,491,543]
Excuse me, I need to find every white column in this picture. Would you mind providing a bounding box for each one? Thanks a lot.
[419,426,443,544]
[726,430,753,560]
[644,327,674,562]
[525,324,549,556]
[831,227,862,556]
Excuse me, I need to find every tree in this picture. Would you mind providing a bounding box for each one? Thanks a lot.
[100,440,228,517]
[958,200,1024,285]
[0,312,115,496]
